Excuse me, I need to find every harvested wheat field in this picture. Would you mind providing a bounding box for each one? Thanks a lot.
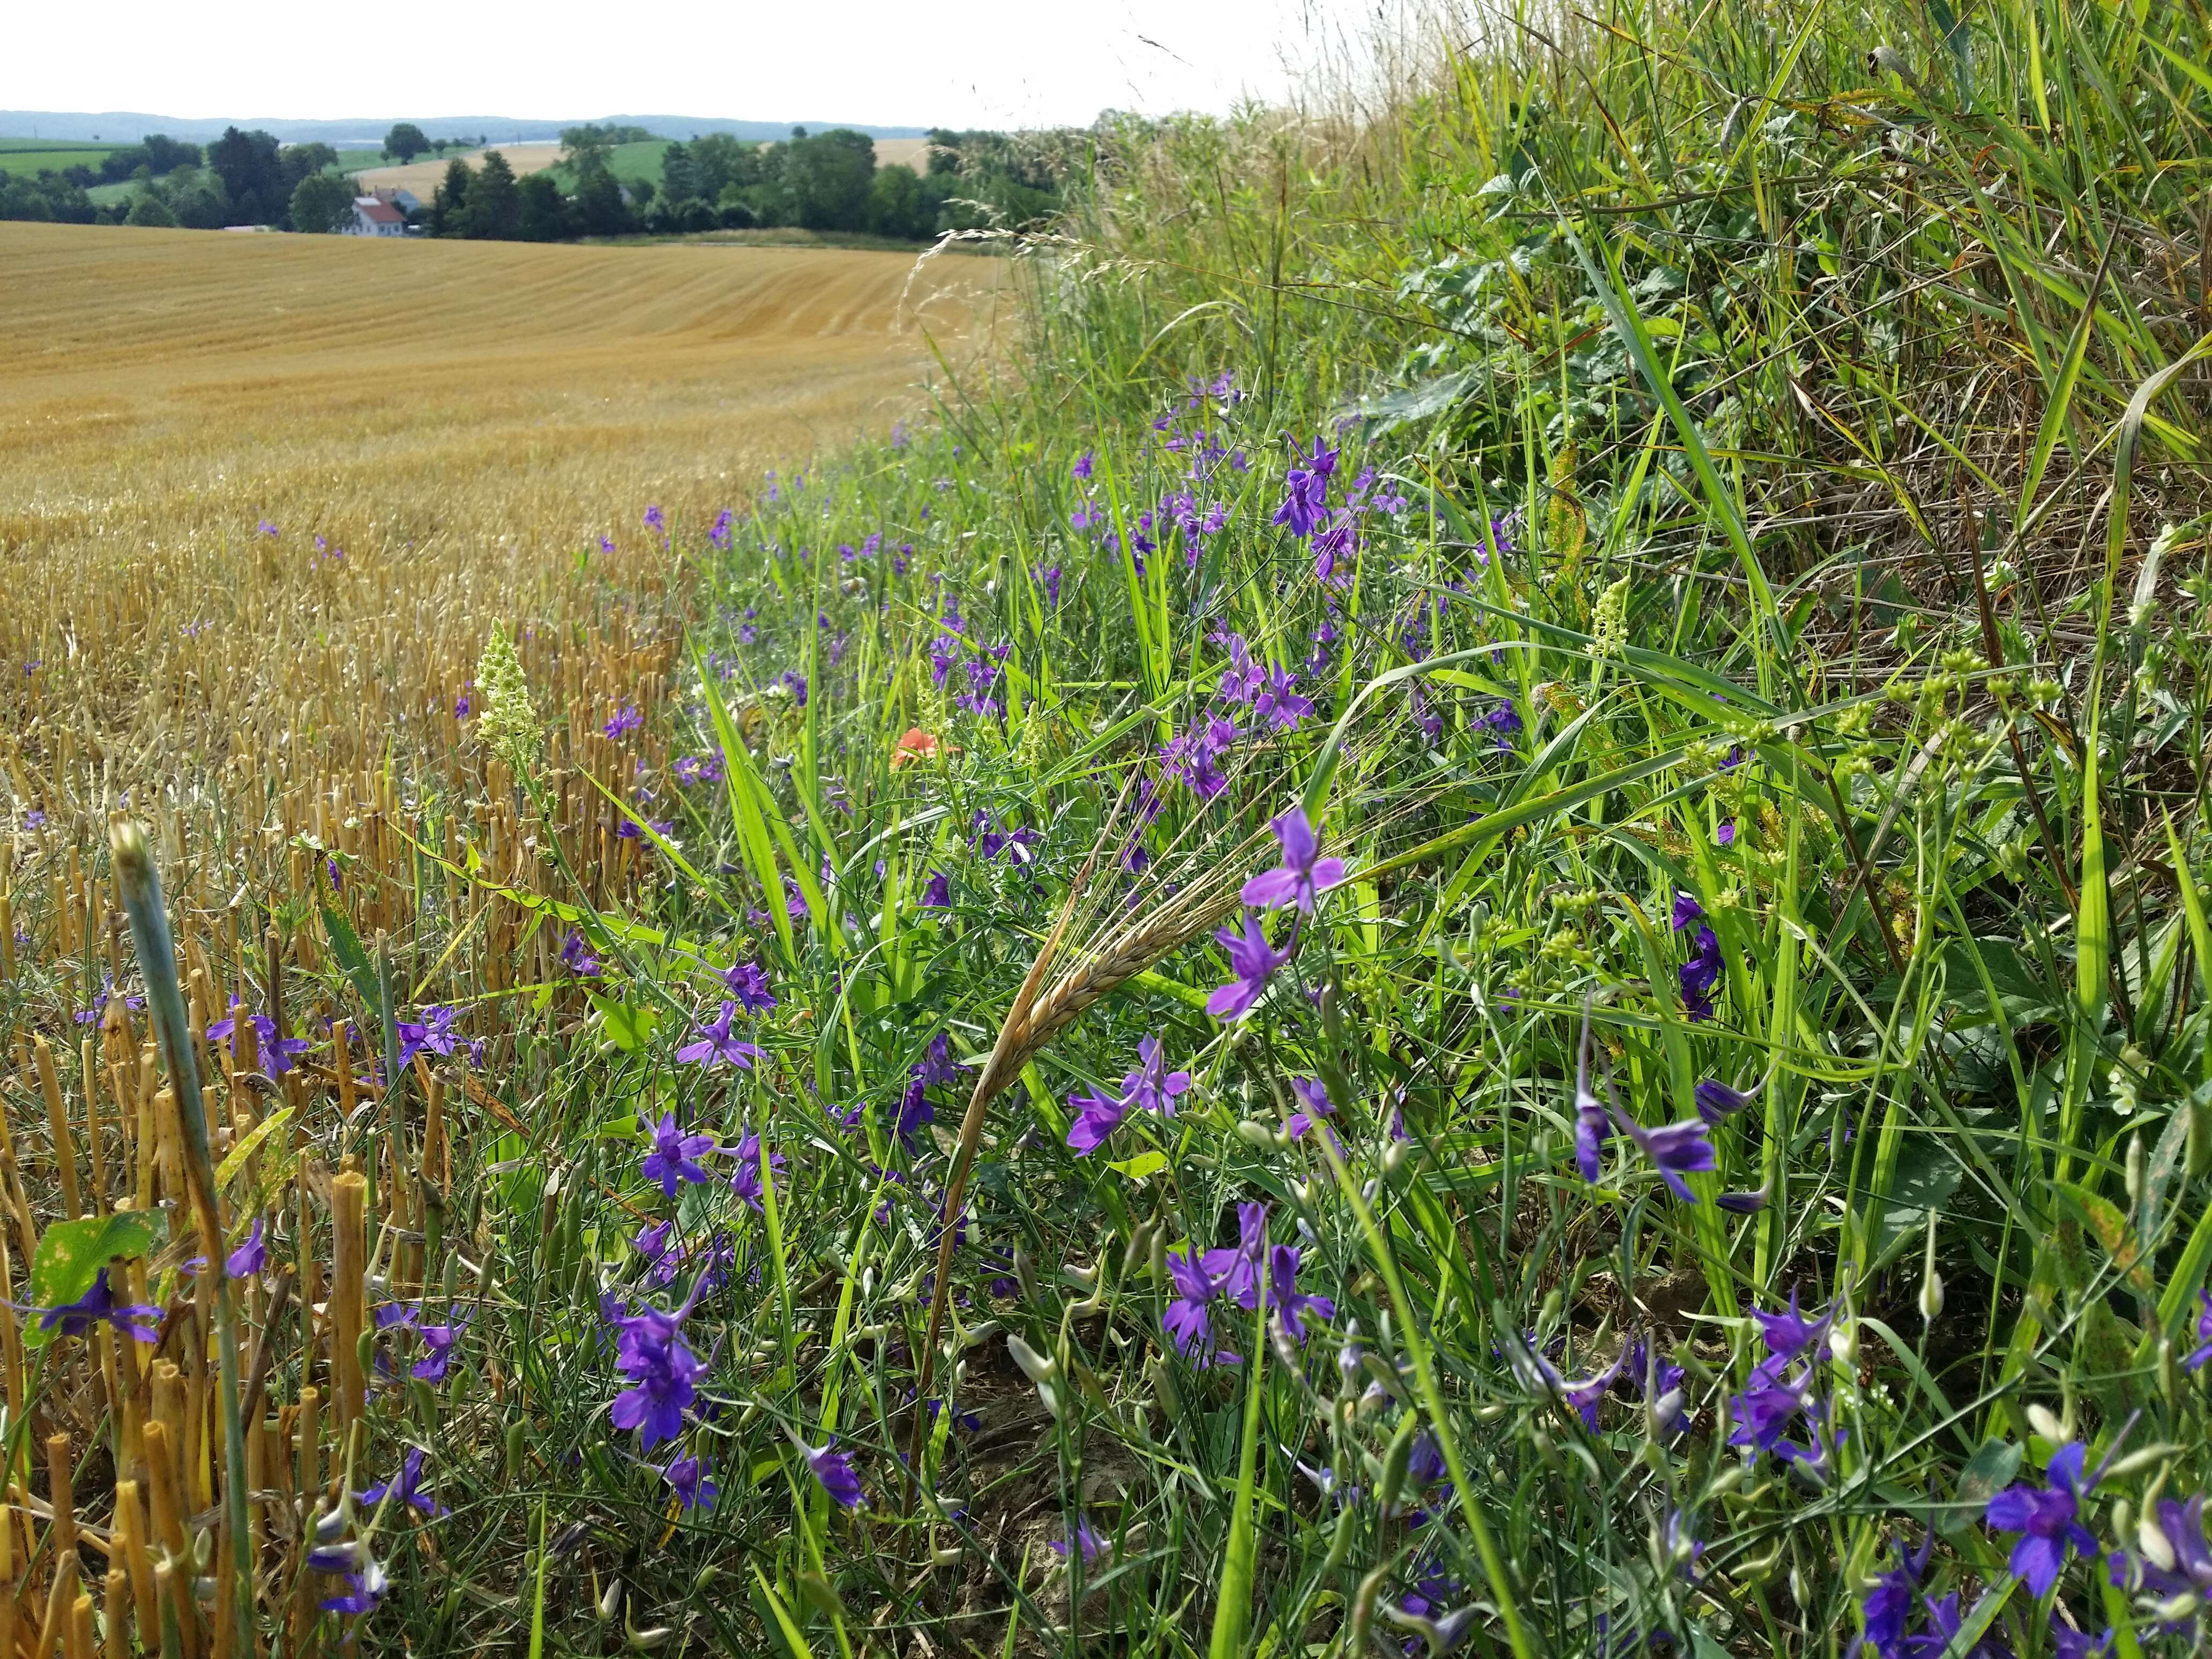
[351,141,567,198]
[0,220,1004,819]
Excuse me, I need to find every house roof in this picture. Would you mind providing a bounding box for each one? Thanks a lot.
[353,198,406,225]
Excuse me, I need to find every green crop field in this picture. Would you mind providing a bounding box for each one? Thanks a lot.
[549,136,671,189]
[0,141,120,176]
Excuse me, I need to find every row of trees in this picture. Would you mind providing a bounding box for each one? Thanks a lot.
[2,122,1087,241]
[379,123,493,164]
[0,127,364,229]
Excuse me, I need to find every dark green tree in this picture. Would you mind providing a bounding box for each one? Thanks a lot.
[660,141,700,210]
[288,171,356,233]
[865,163,928,240]
[428,159,471,235]
[125,191,176,227]
[460,151,521,238]
[383,123,430,164]
[786,129,875,230]
[569,156,631,237]
[690,133,750,201]
[206,126,284,225]
[515,171,570,241]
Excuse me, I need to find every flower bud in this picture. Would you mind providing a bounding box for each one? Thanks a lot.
[2140,1508,2180,1573]
[2028,1403,2067,1446]
[598,1578,625,1623]
[1917,1268,1944,1324]
[1828,1320,1857,1366]
[1006,1335,1058,1386]
[1236,1119,1280,1149]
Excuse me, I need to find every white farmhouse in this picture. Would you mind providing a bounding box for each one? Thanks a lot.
[343,196,407,237]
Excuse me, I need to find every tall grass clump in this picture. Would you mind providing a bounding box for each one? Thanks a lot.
[3,2,2212,1655]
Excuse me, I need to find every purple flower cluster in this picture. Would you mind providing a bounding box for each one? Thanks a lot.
[606,1289,704,1451]
[1163,1203,1334,1367]
[1065,1035,1191,1155]
[207,1001,310,1077]
[1726,1290,1842,1475]
[1673,892,1724,1021]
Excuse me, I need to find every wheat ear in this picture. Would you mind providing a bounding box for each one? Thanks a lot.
[903,821,1265,1493]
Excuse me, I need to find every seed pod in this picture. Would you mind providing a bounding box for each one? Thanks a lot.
[1376,1413,1420,1515]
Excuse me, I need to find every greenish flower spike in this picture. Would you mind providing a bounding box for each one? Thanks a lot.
[475,624,542,768]
[1589,573,1631,660]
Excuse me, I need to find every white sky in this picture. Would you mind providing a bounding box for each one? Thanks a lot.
[2,1,1388,131]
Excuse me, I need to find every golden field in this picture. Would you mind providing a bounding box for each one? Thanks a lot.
[349,141,567,198]
[0,220,1005,835]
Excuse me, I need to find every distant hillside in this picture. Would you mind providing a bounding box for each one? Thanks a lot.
[0,111,930,145]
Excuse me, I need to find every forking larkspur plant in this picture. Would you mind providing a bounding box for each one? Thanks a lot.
[9,12,2212,1653]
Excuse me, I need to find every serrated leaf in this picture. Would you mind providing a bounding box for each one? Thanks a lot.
[322,904,383,1027]
[28,1211,166,1347]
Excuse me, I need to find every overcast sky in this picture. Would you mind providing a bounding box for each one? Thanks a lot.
[3,0,1390,130]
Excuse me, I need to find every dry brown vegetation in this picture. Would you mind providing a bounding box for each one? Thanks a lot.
[0,220,1006,830]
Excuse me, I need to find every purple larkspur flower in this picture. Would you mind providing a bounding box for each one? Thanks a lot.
[640,1111,716,1197]
[1123,1035,1191,1117]
[1065,1086,1127,1156]
[1072,449,1094,481]
[1671,891,1705,932]
[2184,1289,2212,1371]
[892,1077,933,1149]
[393,1004,464,1071]
[1679,924,1724,1021]
[1985,1441,2100,1597]
[1203,1201,1269,1311]
[795,1434,864,1508]
[360,1446,448,1518]
[1243,807,1346,915]
[726,1128,786,1214]
[664,1452,719,1510]
[31,1267,159,1343]
[207,1002,310,1076]
[1206,909,1295,1020]
[1853,1532,1930,1658]
[1272,437,1337,539]
[644,504,666,535]
[1049,1515,1109,1566]
[316,1559,389,1616]
[1604,1104,1717,1202]
[604,704,643,739]
[227,1218,267,1279]
[1286,1076,1335,1141]
[1268,1245,1335,1341]
[560,929,602,977]
[921,870,951,908]
[1574,1003,1608,1183]
[1694,1076,1759,1123]
[1254,663,1313,732]
[1162,1246,1237,1368]
[607,1289,704,1451]
[708,509,733,551]
[675,1002,764,1069]
[720,961,776,1014]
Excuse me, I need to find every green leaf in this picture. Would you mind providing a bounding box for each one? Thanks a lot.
[1109,1150,1167,1180]
[27,1211,167,1348]
[322,903,383,1028]
[586,992,659,1054]
[1942,1439,2024,1537]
